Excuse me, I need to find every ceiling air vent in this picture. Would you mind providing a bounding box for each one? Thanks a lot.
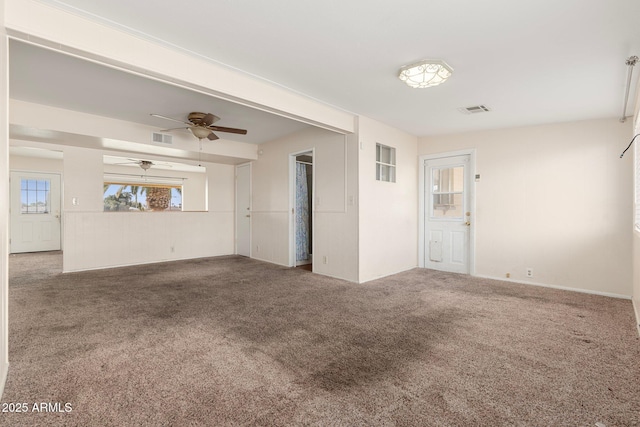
[152,132,173,144]
[458,105,491,115]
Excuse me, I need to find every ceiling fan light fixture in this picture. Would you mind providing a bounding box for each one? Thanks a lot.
[139,160,153,171]
[190,126,211,140]
[398,60,453,88]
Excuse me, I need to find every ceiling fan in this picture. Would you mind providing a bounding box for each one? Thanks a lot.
[151,112,248,141]
[114,159,171,171]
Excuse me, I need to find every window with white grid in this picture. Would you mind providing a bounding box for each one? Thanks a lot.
[376,143,396,183]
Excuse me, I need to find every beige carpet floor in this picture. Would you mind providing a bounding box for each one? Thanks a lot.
[2,251,639,426]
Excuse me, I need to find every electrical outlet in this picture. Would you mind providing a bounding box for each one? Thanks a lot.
[256,245,260,252]
[506,273,510,278]
[170,246,175,253]
[526,268,533,278]
[323,256,328,265]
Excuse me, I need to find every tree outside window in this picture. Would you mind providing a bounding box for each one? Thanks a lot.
[103,183,182,212]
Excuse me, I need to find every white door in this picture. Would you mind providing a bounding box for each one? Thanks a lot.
[424,155,471,273]
[235,163,251,257]
[10,171,62,253]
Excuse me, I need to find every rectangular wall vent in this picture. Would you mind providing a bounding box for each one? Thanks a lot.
[458,105,491,115]
[152,132,173,144]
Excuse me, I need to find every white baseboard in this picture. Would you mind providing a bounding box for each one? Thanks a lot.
[358,265,418,284]
[63,253,237,273]
[313,270,358,283]
[249,255,290,268]
[473,274,631,300]
[0,362,8,399]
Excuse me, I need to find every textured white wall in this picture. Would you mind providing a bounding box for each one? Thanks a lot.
[251,127,358,282]
[62,155,234,272]
[9,154,63,172]
[358,116,418,283]
[8,142,240,272]
[419,118,633,297]
[64,147,104,213]
[63,210,234,272]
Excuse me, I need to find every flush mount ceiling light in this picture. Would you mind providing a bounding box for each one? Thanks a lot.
[398,60,453,88]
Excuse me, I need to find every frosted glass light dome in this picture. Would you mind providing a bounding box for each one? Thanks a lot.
[398,60,453,88]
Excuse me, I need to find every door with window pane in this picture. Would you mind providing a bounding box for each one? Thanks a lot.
[424,155,470,273]
[10,172,62,253]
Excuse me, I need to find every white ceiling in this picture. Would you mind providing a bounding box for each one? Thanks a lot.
[12,0,640,137]
[9,41,311,145]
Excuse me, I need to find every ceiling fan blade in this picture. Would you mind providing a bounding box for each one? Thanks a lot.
[207,132,219,141]
[150,114,191,126]
[207,125,248,135]
[202,113,219,126]
[160,127,190,132]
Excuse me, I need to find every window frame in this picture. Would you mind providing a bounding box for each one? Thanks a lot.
[376,143,396,183]
[103,181,183,212]
[20,178,51,214]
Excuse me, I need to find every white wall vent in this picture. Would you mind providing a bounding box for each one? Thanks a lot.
[458,105,491,114]
[152,132,173,144]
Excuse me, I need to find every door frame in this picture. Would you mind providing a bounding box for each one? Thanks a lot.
[418,149,476,273]
[9,170,63,253]
[288,148,315,268]
[235,162,252,257]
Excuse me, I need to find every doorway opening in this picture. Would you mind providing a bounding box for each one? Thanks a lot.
[290,150,314,268]
[10,171,62,254]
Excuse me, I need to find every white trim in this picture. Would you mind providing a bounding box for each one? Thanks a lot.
[250,256,290,268]
[474,274,632,300]
[62,254,233,273]
[315,271,358,283]
[418,149,476,274]
[288,149,315,268]
[357,266,417,284]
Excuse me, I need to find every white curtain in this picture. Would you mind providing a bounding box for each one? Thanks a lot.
[295,163,310,261]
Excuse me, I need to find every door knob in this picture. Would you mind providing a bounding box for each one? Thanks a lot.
[246,214,250,218]
[465,221,470,226]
